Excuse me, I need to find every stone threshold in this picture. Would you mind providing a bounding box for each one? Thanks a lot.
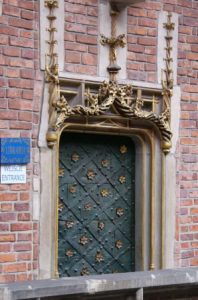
[1,267,198,300]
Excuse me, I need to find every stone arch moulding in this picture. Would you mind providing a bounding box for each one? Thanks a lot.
[38,100,175,278]
[50,115,163,277]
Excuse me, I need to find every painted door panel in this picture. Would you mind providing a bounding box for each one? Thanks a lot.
[58,133,135,276]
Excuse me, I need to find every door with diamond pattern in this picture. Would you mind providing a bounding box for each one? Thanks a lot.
[58,133,135,276]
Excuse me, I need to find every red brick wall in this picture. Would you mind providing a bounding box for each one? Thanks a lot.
[126,0,198,269]
[64,0,98,75]
[0,0,42,282]
[127,1,160,82]
[1,0,198,283]
[128,0,198,268]
[171,0,198,267]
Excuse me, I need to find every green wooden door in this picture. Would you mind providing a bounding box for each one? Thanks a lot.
[58,133,135,277]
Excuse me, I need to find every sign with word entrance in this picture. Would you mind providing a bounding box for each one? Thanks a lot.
[0,165,26,184]
[0,138,30,184]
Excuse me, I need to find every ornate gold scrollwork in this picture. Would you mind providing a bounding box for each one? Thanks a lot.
[45,3,173,152]
[50,81,172,149]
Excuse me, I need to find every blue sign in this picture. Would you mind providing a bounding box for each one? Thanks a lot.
[0,138,30,164]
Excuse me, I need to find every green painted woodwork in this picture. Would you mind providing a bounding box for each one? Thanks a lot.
[58,133,135,277]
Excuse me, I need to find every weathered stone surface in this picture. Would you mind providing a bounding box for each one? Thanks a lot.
[1,268,198,300]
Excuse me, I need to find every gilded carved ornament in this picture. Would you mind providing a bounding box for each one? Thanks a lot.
[44,3,174,153]
[45,0,58,8]
[100,9,126,81]
[161,12,175,152]
[48,81,172,148]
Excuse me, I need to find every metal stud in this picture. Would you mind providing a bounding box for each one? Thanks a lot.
[95,251,104,263]
[119,175,126,184]
[98,221,105,230]
[58,201,64,212]
[116,207,124,217]
[115,240,123,249]
[65,220,74,229]
[84,203,92,211]
[81,267,90,276]
[59,168,65,177]
[71,153,80,162]
[79,235,89,245]
[100,189,109,197]
[101,159,109,167]
[87,170,95,180]
[66,249,74,257]
[120,145,127,154]
[69,185,76,193]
